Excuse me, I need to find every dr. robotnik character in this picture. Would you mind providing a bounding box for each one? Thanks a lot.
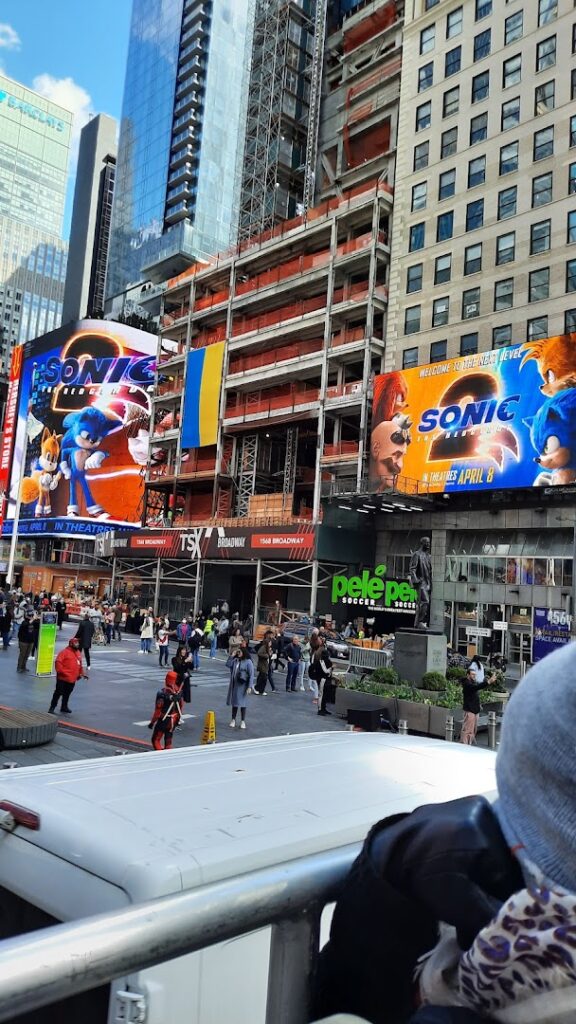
[528,387,576,486]
[59,407,122,518]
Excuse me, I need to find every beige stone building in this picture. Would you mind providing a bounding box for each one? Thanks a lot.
[387,0,576,371]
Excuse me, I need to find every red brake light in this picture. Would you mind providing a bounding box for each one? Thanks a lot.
[0,801,40,830]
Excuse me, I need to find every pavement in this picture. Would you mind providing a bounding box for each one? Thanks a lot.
[0,623,346,753]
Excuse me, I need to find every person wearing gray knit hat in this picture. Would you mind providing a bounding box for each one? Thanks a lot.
[495,639,576,892]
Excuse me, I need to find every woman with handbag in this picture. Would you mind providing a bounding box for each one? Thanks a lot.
[226,643,254,730]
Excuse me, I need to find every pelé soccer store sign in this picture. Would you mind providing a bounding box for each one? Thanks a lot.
[331,564,418,613]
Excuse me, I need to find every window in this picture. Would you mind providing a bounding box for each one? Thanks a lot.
[439,168,456,200]
[468,155,486,188]
[474,30,491,61]
[569,163,576,195]
[572,69,576,101]
[464,243,482,275]
[409,222,425,251]
[504,10,523,45]
[538,0,557,26]
[445,46,461,76]
[411,181,427,211]
[532,171,553,207]
[435,253,452,284]
[573,22,576,55]
[402,347,418,369]
[475,0,491,20]
[443,86,459,117]
[496,186,512,222]
[420,24,435,54]
[533,125,554,161]
[406,264,423,293]
[529,267,550,301]
[570,116,576,148]
[460,333,478,356]
[404,305,421,335]
[471,71,489,103]
[568,211,576,244]
[437,210,454,241]
[528,316,549,340]
[503,55,522,90]
[416,102,432,130]
[535,81,555,115]
[494,278,514,310]
[430,340,447,363]
[565,310,576,334]
[418,62,434,92]
[425,0,440,8]
[441,126,458,158]
[470,112,488,145]
[447,7,463,37]
[493,325,512,349]
[414,141,430,171]
[499,141,518,175]
[462,287,481,319]
[496,232,515,265]
[501,97,520,131]
[566,260,576,293]
[432,296,449,327]
[466,199,484,231]
[530,219,551,254]
[536,35,556,71]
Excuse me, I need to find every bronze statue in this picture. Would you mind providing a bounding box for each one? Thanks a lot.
[409,536,432,629]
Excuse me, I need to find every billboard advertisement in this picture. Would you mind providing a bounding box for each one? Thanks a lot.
[533,608,572,662]
[370,335,576,493]
[5,320,156,536]
[182,342,225,448]
[110,524,317,561]
[0,345,23,535]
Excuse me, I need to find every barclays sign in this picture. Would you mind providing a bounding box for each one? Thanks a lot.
[0,90,65,132]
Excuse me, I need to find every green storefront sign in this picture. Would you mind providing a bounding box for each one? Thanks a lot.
[331,564,418,612]
[36,611,58,676]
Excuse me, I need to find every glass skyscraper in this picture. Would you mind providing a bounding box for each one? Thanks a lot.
[0,73,71,376]
[106,0,253,303]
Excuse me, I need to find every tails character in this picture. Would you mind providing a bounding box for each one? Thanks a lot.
[59,407,122,518]
[21,428,62,517]
[527,388,576,486]
[520,334,576,397]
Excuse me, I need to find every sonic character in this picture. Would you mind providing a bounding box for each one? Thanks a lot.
[527,388,576,486]
[59,407,122,518]
[21,428,62,517]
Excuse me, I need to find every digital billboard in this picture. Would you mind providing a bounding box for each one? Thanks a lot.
[370,335,576,494]
[5,320,156,535]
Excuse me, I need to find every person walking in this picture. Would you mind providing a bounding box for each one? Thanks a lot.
[284,635,302,692]
[311,637,334,717]
[176,617,191,645]
[217,615,230,650]
[30,612,40,660]
[139,608,154,654]
[104,607,115,645]
[254,631,274,694]
[208,622,218,659]
[228,626,244,657]
[17,611,35,672]
[157,624,171,667]
[460,667,492,745]
[148,671,183,750]
[301,637,312,696]
[0,605,12,651]
[172,644,192,703]
[55,597,66,631]
[75,612,95,670]
[49,638,87,715]
[113,604,123,641]
[188,626,202,670]
[226,643,254,729]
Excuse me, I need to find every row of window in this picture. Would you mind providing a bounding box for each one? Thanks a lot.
[402,308,576,368]
[421,3,561,59]
[424,0,557,28]
[408,167,576,252]
[404,260,576,339]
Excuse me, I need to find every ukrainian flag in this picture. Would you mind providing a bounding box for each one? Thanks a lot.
[182,342,225,448]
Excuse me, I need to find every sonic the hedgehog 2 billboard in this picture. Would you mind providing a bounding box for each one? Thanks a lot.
[370,335,576,493]
[4,320,156,536]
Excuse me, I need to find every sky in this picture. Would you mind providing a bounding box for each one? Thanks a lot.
[0,0,133,237]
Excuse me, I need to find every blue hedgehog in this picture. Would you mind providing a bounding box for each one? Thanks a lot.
[59,406,122,518]
[527,387,576,486]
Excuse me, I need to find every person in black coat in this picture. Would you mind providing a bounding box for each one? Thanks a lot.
[172,645,192,704]
[75,614,95,669]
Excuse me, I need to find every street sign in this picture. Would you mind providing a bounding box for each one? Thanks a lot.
[36,611,57,677]
[492,621,508,631]
[465,627,492,638]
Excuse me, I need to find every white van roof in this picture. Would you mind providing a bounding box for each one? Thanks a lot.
[0,733,497,901]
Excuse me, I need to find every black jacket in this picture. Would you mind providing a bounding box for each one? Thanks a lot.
[461,678,488,714]
[311,796,522,1024]
[17,620,35,644]
[75,619,95,648]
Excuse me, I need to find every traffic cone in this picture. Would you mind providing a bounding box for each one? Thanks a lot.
[201,710,216,745]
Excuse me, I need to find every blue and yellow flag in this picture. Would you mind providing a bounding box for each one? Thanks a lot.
[182,342,225,448]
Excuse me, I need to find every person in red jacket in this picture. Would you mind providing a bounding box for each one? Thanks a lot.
[148,670,183,750]
[49,638,87,715]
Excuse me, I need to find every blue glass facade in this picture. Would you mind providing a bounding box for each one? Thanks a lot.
[106,0,252,300]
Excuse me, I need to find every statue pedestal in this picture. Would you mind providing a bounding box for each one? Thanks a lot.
[394,628,447,685]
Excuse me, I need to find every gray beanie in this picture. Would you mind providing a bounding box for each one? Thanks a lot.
[496,640,576,892]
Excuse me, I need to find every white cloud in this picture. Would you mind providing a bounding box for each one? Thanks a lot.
[0,24,20,51]
[32,73,93,162]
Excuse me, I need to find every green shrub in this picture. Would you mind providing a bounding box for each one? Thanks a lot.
[433,679,464,709]
[421,671,447,690]
[446,666,467,681]
[371,667,400,688]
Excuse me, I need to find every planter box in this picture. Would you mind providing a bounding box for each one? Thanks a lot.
[428,705,463,738]
[397,699,430,733]
[416,689,444,702]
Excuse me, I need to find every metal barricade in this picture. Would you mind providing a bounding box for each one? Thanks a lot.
[347,645,392,675]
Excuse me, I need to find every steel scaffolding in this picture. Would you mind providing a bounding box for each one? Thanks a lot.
[236,434,259,517]
[302,0,328,214]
